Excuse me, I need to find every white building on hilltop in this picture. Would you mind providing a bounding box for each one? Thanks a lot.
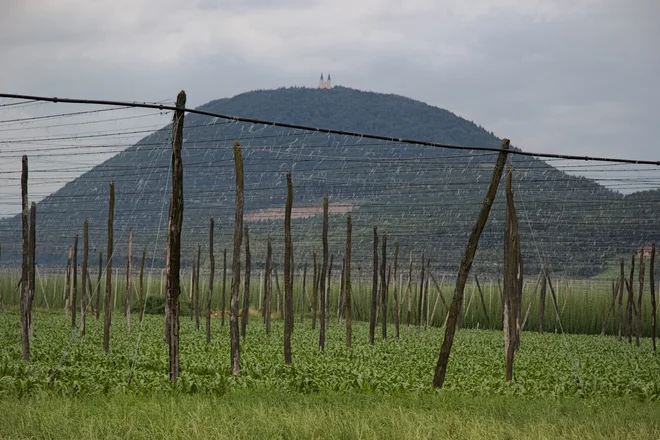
[318,73,332,89]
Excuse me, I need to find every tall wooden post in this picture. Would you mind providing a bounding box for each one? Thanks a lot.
[81,220,88,336]
[265,235,273,334]
[319,194,329,352]
[96,252,102,320]
[65,246,72,319]
[433,139,509,388]
[312,248,318,330]
[626,254,635,344]
[636,250,645,347]
[301,263,307,324]
[418,254,425,331]
[126,228,133,333]
[230,140,244,376]
[103,180,115,353]
[407,250,412,330]
[72,234,78,329]
[539,267,547,334]
[345,215,352,348]
[139,248,146,320]
[195,245,201,330]
[27,202,36,338]
[369,227,378,345]
[380,233,387,339]
[284,172,294,364]
[392,241,400,338]
[241,225,251,338]
[326,254,333,329]
[221,249,227,326]
[206,217,214,343]
[165,90,185,380]
[618,259,624,341]
[20,155,29,360]
[650,244,656,351]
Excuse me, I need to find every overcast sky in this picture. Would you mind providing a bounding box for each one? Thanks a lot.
[0,0,659,216]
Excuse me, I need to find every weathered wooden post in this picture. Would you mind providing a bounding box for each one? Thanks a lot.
[72,234,78,329]
[139,248,146,320]
[65,246,72,319]
[125,228,133,333]
[284,171,294,364]
[380,233,387,339]
[618,259,624,341]
[319,194,329,352]
[241,225,251,339]
[301,263,307,324]
[27,202,36,338]
[369,227,378,344]
[221,249,227,326]
[165,90,185,380]
[96,252,102,320]
[392,241,400,338]
[418,254,425,331]
[230,140,244,376]
[326,253,333,329]
[20,155,29,360]
[81,220,88,336]
[636,250,645,347]
[345,215,352,348]
[406,250,412,330]
[195,245,201,330]
[206,217,214,343]
[650,244,656,351]
[338,258,345,323]
[312,248,318,330]
[539,267,547,334]
[103,180,115,353]
[433,139,509,388]
[264,235,273,334]
[626,254,635,344]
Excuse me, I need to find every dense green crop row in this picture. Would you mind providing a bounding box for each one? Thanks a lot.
[1,311,659,400]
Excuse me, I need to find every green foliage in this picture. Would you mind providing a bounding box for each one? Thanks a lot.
[133,296,191,316]
[1,311,659,401]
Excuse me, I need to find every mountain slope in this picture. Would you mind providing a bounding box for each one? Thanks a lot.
[0,86,656,276]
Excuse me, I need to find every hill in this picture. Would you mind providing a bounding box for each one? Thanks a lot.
[0,86,657,276]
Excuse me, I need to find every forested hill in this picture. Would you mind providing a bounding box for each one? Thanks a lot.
[0,86,657,276]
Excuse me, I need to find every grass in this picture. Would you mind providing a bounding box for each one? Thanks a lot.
[0,391,659,439]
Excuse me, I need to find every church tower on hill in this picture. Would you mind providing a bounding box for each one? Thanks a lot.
[318,73,332,89]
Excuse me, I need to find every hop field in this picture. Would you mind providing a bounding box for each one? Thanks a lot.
[1,311,659,400]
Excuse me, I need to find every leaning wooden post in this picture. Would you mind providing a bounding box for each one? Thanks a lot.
[433,139,509,388]
[345,215,353,348]
[206,217,214,343]
[165,90,186,380]
[380,233,388,339]
[369,227,378,345]
[81,220,89,336]
[650,244,656,351]
[626,254,635,344]
[230,140,244,376]
[319,194,329,352]
[392,241,400,338]
[20,155,29,360]
[125,228,133,333]
[241,225,251,339]
[539,267,547,334]
[284,171,294,364]
[418,254,425,331]
[96,252,102,320]
[103,180,115,353]
[326,253,334,329]
[27,202,36,338]
[72,234,78,329]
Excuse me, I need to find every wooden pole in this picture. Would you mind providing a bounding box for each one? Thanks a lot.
[392,241,400,338]
[221,249,227,326]
[103,180,114,353]
[264,235,272,334]
[319,194,329,352]
[284,171,294,364]
[72,234,78,329]
[433,139,509,388]
[326,253,333,329]
[406,249,412,330]
[301,264,307,325]
[96,252,102,320]
[418,253,424,331]
[20,155,29,360]
[626,254,635,344]
[27,202,36,338]
[65,246,72,319]
[126,228,133,333]
[650,244,656,351]
[338,258,345,323]
[196,244,201,330]
[139,248,146,321]
[206,217,215,343]
[618,259,624,341]
[369,227,378,344]
[636,250,645,347]
[345,215,352,348]
[165,90,185,380]
[241,225,251,339]
[230,140,244,376]
[380,233,387,339]
[81,220,88,336]
[312,248,318,330]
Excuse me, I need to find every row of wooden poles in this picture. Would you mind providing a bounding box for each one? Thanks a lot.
[15,91,658,388]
